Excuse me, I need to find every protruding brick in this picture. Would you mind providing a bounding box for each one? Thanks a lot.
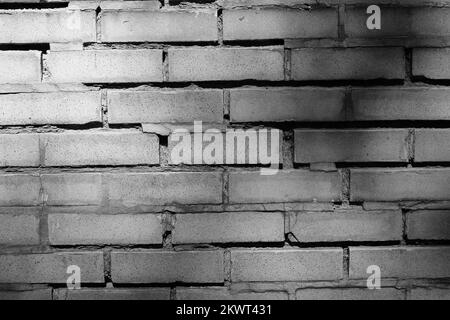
[223,8,338,40]
[168,47,284,81]
[54,288,170,300]
[413,48,450,79]
[46,50,163,83]
[415,129,450,162]
[296,288,404,300]
[230,87,346,122]
[407,210,450,240]
[111,250,224,283]
[107,89,223,124]
[101,10,218,42]
[229,170,341,204]
[0,134,40,167]
[294,129,409,163]
[289,209,402,242]
[291,48,405,80]
[0,174,41,206]
[231,248,343,282]
[177,287,288,300]
[349,246,450,279]
[173,212,285,244]
[0,213,40,245]
[0,252,104,283]
[48,214,163,245]
[0,51,41,84]
[350,169,450,201]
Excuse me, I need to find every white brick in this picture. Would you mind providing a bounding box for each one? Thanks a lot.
[0,134,40,167]
[0,174,41,206]
[0,213,40,245]
[0,51,41,84]
[407,210,450,240]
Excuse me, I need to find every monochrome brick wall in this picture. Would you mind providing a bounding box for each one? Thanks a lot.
[0,0,449,300]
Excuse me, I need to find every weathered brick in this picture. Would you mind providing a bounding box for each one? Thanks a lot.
[413,48,450,79]
[289,209,402,242]
[168,47,284,81]
[0,174,41,206]
[0,289,52,300]
[0,134,40,167]
[173,212,284,244]
[176,287,288,300]
[105,172,222,206]
[0,9,96,43]
[41,131,159,166]
[230,87,346,122]
[0,91,102,125]
[294,129,409,163]
[291,48,405,80]
[46,49,163,83]
[0,252,104,283]
[111,250,224,283]
[350,169,450,201]
[229,170,341,204]
[409,288,450,300]
[415,129,450,162]
[350,88,450,121]
[231,248,343,282]
[223,8,337,40]
[0,212,40,245]
[345,7,450,39]
[107,89,223,124]
[101,9,217,42]
[54,288,170,300]
[42,173,103,206]
[296,288,405,300]
[349,246,450,279]
[0,51,41,84]
[48,213,163,245]
[407,210,450,240]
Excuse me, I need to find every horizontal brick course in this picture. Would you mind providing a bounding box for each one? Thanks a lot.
[111,250,224,283]
[54,288,171,300]
[407,210,450,240]
[0,51,41,84]
[296,288,405,300]
[0,174,41,206]
[409,288,450,300]
[176,287,288,300]
[415,129,450,162]
[0,213,40,245]
[0,289,52,300]
[413,48,450,79]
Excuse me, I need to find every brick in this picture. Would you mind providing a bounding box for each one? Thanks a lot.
[0,213,40,245]
[0,252,104,283]
[349,246,450,279]
[107,89,223,124]
[168,47,284,81]
[345,7,450,39]
[413,48,450,79]
[407,210,450,240]
[296,288,404,300]
[289,209,402,242]
[291,48,405,80]
[0,174,41,206]
[409,288,450,300]
[172,212,284,244]
[230,87,345,122]
[42,173,103,206]
[223,8,337,40]
[176,287,288,300]
[0,9,96,43]
[0,134,40,167]
[350,88,450,121]
[350,169,450,201]
[0,289,52,300]
[415,129,450,162]
[41,131,159,166]
[55,288,170,300]
[111,250,224,283]
[0,51,41,84]
[101,10,217,42]
[231,248,343,282]
[105,172,222,206]
[229,170,341,204]
[48,214,162,245]
[294,129,409,163]
[0,91,102,125]
[46,49,163,83]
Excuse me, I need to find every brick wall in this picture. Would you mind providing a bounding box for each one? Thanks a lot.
[0,0,449,300]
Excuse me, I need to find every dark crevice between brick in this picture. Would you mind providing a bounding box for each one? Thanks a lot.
[0,3,68,9]
[169,0,216,5]
[411,76,450,86]
[287,241,401,248]
[223,39,285,47]
[0,43,50,52]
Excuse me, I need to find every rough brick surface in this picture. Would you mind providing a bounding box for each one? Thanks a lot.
[48,214,163,245]
[172,212,285,244]
[407,210,450,240]
[413,48,450,79]
[349,246,450,279]
[111,250,224,283]
[231,248,343,282]
[296,288,405,300]
[55,288,170,300]
[0,212,40,245]
[291,48,405,80]
[176,287,288,300]
[0,289,52,300]
[415,129,450,162]
[168,47,284,81]
[0,252,104,283]
[0,174,41,206]
[409,288,450,300]
[294,129,409,163]
[0,51,41,84]
[0,134,40,167]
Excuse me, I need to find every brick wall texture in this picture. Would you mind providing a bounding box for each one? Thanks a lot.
[0,0,449,300]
